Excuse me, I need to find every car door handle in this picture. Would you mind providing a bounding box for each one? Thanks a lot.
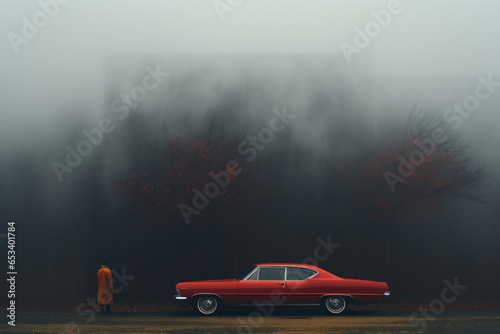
[278,282,286,287]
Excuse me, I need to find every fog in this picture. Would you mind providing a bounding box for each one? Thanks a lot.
[0,0,499,302]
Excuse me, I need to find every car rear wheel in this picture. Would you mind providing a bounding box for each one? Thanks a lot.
[196,295,218,315]
[324,296,347,315]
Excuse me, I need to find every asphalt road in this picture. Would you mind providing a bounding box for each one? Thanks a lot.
[1,309,499,333]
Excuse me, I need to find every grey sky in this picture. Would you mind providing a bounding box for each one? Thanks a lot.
[1,0,499,160]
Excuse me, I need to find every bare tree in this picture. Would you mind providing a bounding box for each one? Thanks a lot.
[113,113,261,274]
[113,113,259,224]
[332,107,490,272]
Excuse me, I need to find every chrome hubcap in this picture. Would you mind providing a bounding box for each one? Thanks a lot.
[199,297,216,313]
[326,297,345,313]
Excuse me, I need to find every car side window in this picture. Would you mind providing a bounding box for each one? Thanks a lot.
[286,267,316,280]
[258,267,285,280]
[246,269,259,280]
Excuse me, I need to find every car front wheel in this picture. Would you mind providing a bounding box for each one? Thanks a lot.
[324,296,347,315]
[196,295,218,315]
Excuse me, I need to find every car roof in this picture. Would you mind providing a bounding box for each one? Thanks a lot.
[253,263,320,270]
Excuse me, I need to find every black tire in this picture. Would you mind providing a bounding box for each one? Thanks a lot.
[196,295,218,315]
[323,296,347,315]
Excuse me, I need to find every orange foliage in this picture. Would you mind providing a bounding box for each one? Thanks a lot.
[113,127,260,224]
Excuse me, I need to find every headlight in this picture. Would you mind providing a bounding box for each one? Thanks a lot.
[384,291,391,296]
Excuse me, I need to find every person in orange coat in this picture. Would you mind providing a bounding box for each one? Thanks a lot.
[97,261,114,313]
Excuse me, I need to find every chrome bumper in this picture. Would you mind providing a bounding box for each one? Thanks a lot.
[383,291,391,301]
[174,289,188,303]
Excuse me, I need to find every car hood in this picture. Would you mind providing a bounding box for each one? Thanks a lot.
[176,279,236,288]
[183,279,235,283]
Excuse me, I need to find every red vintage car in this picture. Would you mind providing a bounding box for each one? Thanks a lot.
[174,263,390,315]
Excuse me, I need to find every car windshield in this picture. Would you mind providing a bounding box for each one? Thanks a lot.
[235,265,256,280]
